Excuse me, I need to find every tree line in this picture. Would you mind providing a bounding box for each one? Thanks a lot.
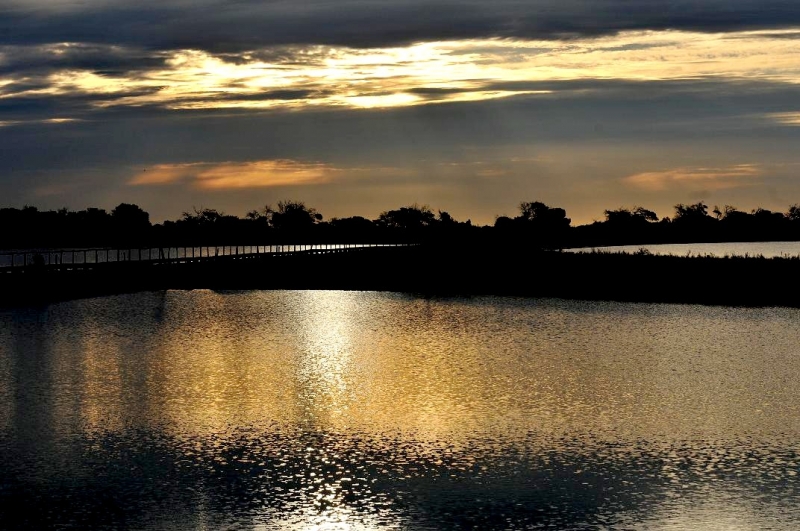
[3,199,800,249]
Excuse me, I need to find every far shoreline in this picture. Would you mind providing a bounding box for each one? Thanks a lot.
[2,245,800,309]
[565,240,800,258]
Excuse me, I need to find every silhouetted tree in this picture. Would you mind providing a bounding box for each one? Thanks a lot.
[270,200,322,232]
[516,201,571,248]
[182,207,225,226]
[377,204,436,231]
[604,207,657,225]
[494,216,514,229]
[438,210,456,225]
[10,197,800,250]
[329,216,374,231]
[327,216,377,242]
[112,203,149,227]
[111,203,150,243]
[673,202,711,221]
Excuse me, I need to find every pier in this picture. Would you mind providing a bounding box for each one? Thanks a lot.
[0,243,413,274]
[0,243,419,305]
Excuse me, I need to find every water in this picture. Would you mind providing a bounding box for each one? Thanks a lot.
[570,240,800,258]
[1,291,800,529]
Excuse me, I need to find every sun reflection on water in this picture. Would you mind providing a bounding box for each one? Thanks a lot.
[293,291,357,426]
[2,292,800,528]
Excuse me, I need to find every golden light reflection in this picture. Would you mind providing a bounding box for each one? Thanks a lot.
[138,290,302,435]
[3,293,800,529]
[6,29,800,111]
[293,291,357,426]
[637,492,775,531]
[74,321,126,434]
[17,291,798,445]
[255,511,389,531]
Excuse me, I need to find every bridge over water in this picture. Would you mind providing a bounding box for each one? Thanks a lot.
[0,243,414,273]
[0,243,422,305]
[3,243,800,308]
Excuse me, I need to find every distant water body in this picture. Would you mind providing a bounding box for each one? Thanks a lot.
[569,240,800,258]
[2,291,800,529]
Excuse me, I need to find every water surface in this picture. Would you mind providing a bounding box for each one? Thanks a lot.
[1,291,799,529]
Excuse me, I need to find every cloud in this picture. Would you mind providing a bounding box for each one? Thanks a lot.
[2,1,800,52]
[622,164,763,191]
[3,77,800,225]
[128,160,336,189]
[0,43,168,77]
[4,30,800,114]
[0,117,81,128]
[767,112,800,125]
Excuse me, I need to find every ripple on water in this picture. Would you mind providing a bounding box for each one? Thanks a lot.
[1,291,800,529]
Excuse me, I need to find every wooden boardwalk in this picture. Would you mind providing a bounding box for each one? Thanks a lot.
[0,243,415,273]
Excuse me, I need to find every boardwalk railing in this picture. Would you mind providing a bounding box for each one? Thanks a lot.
[0,243,416,272]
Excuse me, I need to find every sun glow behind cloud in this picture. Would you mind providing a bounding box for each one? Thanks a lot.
[129,160,336,189]
[4,29,800,114]
[0,117,81,128]
[622,164,763,191]
[768,112,800,125]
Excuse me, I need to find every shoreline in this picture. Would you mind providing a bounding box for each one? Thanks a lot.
[2,245,799,308]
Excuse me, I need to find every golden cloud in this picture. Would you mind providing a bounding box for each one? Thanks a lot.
[129,160,334,189]
[0,117,81,128]
[767,112,800,126]
[13,29,800,112]
[622,164,763,191]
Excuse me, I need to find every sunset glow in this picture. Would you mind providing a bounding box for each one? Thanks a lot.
[2,1,800,224]
[2,31,799,114]
[130,160,335,189]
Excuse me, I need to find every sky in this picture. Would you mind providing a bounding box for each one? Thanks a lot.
[2,1,800,225]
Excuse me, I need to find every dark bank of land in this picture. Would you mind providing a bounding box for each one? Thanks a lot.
[3,244,800,308]
[4,198,800,308]
[6,200,800,252]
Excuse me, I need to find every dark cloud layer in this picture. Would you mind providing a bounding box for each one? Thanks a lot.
[0,44,167,76]
[2,1,799,52]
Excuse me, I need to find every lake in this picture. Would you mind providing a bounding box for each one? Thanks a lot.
[1,291,800,529]
[569,240,800,258]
